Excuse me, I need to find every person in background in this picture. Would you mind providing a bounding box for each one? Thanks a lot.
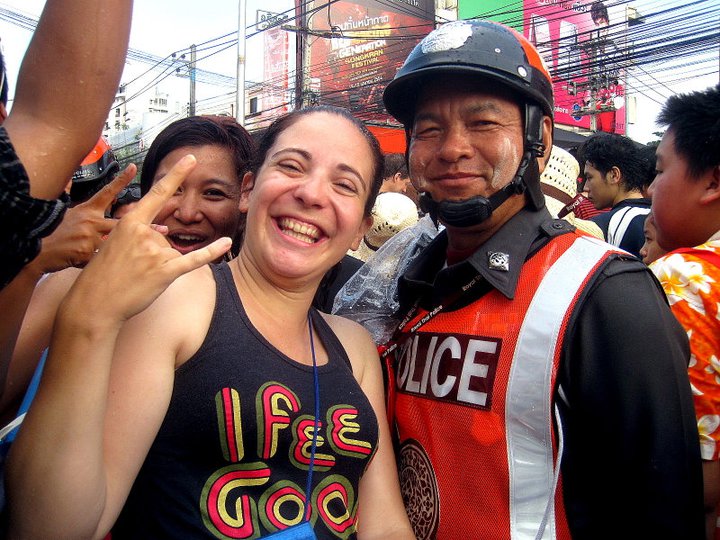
[6,106,415,539]
[349,191,419,262]
[380,153,412,195]
[538,144,603,238]
[0,115,256,424]
[0,0,133,290]
[638,143,658,199]
[140,115,256,259]
[639,212,667,265]
[381,19,703,539]
[578,132,650,258]
[647,84,720,539]
[381,152,420,208]
[565,145,606,221]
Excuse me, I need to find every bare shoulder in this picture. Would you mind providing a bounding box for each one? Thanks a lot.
[319,312,379,384]
[121,264,218,366]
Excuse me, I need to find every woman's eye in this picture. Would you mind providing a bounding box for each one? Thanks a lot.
[336,180,358,194]
[279,161,302,172]
[205,189,227,198]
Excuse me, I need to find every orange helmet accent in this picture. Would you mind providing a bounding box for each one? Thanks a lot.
[70,136,120,203]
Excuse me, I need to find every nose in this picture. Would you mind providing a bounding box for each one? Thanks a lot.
[173,192,203,224]
[437,126,474,163]
[293,174,327,208]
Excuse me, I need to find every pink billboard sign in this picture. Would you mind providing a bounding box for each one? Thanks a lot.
[524,0,626,134]
[263,27,290,115]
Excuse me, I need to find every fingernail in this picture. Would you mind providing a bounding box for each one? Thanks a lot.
[179,155,196,168]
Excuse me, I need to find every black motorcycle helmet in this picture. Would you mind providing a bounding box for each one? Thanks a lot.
[383,20,555,223]
[70,137,120,203]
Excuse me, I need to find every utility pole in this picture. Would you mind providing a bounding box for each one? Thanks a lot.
[173,47,197,116]
[236,0,246,125]
[189,44,196,116]
[294,0,307,110]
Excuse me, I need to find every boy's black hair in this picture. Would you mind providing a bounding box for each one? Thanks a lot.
[657,84,720,178]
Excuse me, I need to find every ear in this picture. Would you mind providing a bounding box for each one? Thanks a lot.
[239,171,255,212]
[536,117,554,173]
[699,165,720,205]
[607,166,622,185]
[349,215,373,251]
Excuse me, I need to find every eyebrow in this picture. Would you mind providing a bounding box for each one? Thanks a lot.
[271,148,367,192]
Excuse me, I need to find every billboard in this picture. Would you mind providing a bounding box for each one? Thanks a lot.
[458,0,627,134]
[262,27,290,116]
[308,0,435,123]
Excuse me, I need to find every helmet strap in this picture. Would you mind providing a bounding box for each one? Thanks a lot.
[419,169,527,228]
[522,103,547,211]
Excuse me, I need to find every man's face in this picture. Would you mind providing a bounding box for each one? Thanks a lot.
[381,174,411,194]
[648,129,709,250]
[408,78,525,208]
[583,162,616,210]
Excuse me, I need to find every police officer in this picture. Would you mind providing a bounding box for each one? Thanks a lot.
[382,20,704,539]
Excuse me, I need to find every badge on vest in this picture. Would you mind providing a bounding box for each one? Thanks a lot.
[487,251,510,272]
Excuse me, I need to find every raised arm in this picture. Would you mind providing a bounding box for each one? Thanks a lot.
[5,156,232,539]
[0,165,134,410]
[3,0,133,200]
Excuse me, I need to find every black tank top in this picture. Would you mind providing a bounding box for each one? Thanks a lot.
[114,262,379,539]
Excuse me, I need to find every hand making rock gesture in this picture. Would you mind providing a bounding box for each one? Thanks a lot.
[66,154,232,325]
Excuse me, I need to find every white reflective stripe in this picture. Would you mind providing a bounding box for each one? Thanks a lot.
[607,206,650,246]
[507,236,612,540]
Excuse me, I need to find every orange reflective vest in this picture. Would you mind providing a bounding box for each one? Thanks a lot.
[392,233,619,540]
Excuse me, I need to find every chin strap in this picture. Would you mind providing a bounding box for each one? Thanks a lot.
[420,150,536,228]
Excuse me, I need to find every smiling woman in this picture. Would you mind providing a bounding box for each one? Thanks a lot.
[6,105,416,540]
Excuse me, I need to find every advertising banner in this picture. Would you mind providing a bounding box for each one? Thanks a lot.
[263,26,290,116]
[525,0,626,133]
[308,0,434,123]
[458,0,627,133]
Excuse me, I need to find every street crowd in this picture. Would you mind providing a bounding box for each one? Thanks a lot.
[0,1,719,539]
